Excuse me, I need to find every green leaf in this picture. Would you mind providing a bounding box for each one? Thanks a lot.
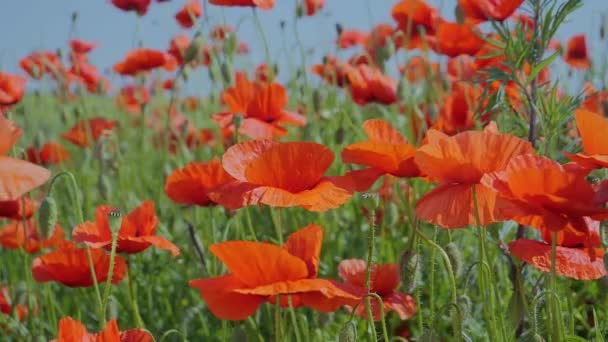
[527,51,560,84]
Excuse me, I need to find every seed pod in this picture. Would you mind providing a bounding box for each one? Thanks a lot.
[399,250,421,292]
[107,210,122,234]
[445,242,462,278]
[38,196,58,239]
[338,321,357,342]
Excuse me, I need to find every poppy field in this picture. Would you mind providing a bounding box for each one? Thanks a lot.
[2,0,608,340]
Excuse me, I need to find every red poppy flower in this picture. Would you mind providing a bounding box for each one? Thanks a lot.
[211,25,235,41]
[32,242,126,287]
[579,83,607,115]
[72,201,179,256]
[458,0,524,23]
[338,259,416,320]
[431,83,482,135]
[399,55,440,82]
[111,0,151,15]
[62,117,118,147]
[236,41,249,54]
[52,317,153,342]
[0,114,50,201]
[209,140,372,211]
[0,287,28,321]
[70,60,102,92]
[189,224,362,320]
[415,124,534,228]
[20,51,64,80]
[337,30,367,49]
[342,119,420,180]
[165,157,235,207]
[212,73,306,140]
[209,0,274,10]
[347,64,398,105]
[0,220,64,253]
[510,220,605,280]
[311,55,352,87]
[391,0,443,50]
[167,34,191,65]
[175,1,202,28]
[427,21,485,57]
[26,142,71,165]
[116,85,150,114]
[482,154,608,234]
[564,34,590,70]
[302,0,324,16]
[70,39,97,54]
[255,63,272,82]
[0,197,35,220]
[0,73,26,106]
[114,49,175,76]
[565,109,608,169]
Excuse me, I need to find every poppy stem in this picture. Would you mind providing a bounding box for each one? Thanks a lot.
[274,294,282,342]
[287,296,302,342]
[548,230,564,341]
[252,8,273,80]
[101,214,121,327]
[127,261,145,328]
[415,228,462,340]
[274,208,284,245]
[364,205,378,341]
[47,171,104,327]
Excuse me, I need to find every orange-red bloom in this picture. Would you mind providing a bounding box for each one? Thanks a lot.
[399,56,439,82]
[311,55,352,87]
[458,0,524,23]
[510,220,606,280]
[0,220,64,253]
[342,119,420,179]
[564,34,590,70]
[338,30,367,49]
[165,157,236,206]
[338,259,416,320]
[0,73,26,106]
[347,64,398,105]
[565,109,608,169]
[0,287,28,321]
[70,39,97,54]
[209,0,274,9]
[62,117,118,147]
[209,140,370,211]
[117,85,150,114]
[20,51,64,80]
[32,242,126,287]
[73,201,179,256]
[481,154,608,233]
[0,114,50,201]
[432,83,483,135]
[427,21,485,57]
[52,317,153,342]
[391,0,443,50]
[111,0,151,15]
[415,124,534,228]
[0,197,35,220]
[114,49,175,76]
[175,1,202,28]
[213,73,306,139]
[304,0,324,15]
[26,142,70,165]
[189,224,361,320]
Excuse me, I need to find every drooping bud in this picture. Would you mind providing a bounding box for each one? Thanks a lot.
[458,294,472,316]
[184,33,203,65]
[444,242,462,278]
[399,250,421,292]
[338,321,357,342]
[38,196,58,239]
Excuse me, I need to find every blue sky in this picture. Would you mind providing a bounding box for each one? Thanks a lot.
[1,0,606,90]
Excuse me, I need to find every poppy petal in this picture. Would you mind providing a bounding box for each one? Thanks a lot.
[239,117,287,140]
[384,292,417,320]
[55,317,93,341]
[509,239,606,280]
[165,158,235,206]
[363,119,408,144]
[189,275,265,320]
[573,109,608,155]
[222,140,278,181]
[338,259,367,288]
[283,224,323,277]
[0,156,51,201]
[209,241,309,287]
[120,329,155,342]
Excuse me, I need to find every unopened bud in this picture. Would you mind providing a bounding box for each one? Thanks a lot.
[458,294,472,316]
[184,35,203,64]
[312,89,322,113]
[454,4,465,25]
[338,321,357,342]
[38,196,58,239]
[221,62,233,85]
[399,250,421,292]
[336,23,343,36]
[445,242,462,278]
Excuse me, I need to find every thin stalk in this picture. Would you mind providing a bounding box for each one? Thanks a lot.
[364,207,378,341]
[252,8,273,79]
[549,230,563,341]
[127,263,145,328]
[100,217,120,323]
[274,295,282,342]
[368,293,390,341]
[287,296,302,342]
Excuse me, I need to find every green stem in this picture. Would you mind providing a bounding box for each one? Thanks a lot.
[549,230,563,341]
[100,216,120,324]
[428,227,437,327]
[127,263,145,328]
[275,295,282,342]
[364,206,378,341]
[287,296,302,342]
[369,293,390,342]
[252,8,273,79]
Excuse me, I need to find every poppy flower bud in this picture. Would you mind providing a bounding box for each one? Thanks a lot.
[445,242,462,278]
[296,3,304,18]
[107,210,122,234]
[399,250,421,292]
[280,21,286,30]
[233,113,244,133]
[338,321,357,342]
[221,62,233,85]
[458,294,472,316]
[312,89,322,113]
[336,23,343,36]
[454,4,465,25]
[38,196,58,239]
[184,34,203,64]
[72,11,78,23]
[98,173,112,201]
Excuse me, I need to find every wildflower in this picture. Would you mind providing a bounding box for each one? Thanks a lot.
[52,317,153,341]
[26,142,70,165]
[565,109,608,169]
[175,1,202,28]
[564,34,590,70]
[0,73,26,106]
[62,117,118,147]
